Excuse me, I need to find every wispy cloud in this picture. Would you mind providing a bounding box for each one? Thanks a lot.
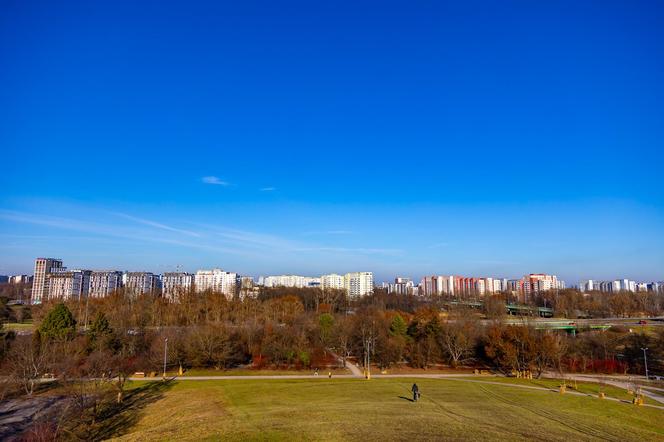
[259,187,276,192]
[294,246,402,256]
[302,230,355,236]
[201,176,230,186]
[0,205,403,269]
[0,209,246,257]
[112,212,201,237]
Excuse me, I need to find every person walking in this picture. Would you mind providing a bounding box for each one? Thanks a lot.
[412,383,420,402]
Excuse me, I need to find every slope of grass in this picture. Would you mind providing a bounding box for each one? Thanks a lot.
[109,377,664,441]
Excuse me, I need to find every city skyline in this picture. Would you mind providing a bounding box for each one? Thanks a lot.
[4,254,662,290]
[2,2,663,282]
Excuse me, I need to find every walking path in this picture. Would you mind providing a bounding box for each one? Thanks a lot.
[326,349,363,377]
[545,373,664,404]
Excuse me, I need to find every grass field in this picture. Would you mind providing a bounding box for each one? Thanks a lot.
[2,321,34,332]
[179,368,351,377]
[108,378,664,441]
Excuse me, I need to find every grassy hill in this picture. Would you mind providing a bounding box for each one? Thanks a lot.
[110,377,664,441]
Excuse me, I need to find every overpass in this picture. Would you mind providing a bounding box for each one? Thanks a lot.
[446,300,554,317]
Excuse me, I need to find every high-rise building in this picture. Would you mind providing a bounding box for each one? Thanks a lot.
[123,272,160,296]
[47,269,91,301]
[89,271,123,298]
[321,274,345,291]
[31,258,63,304]
[0,275,8,284]
[344,272,373,298]
[162,272,194,300]
[195,269,239,299]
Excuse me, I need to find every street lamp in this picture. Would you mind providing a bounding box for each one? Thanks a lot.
[163,338,169,380]
[641,347,649,380]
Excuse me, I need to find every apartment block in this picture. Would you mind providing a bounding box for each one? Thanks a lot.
[344,272,373,298]
[162,272,194,300]
[89,271,123,298]
[31,258,64,304]
[47,269,91,301]
[321,273,345,291]
[261,275,321,288]
[123,272,160,296]
[195,269,239,299]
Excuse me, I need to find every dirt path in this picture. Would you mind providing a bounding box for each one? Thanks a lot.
[548,373,664,404]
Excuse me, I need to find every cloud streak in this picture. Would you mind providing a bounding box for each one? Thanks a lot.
[302,230,355,236]
[112,212,201,237]
[201,176,230,186]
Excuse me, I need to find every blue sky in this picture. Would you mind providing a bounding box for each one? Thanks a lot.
[1,1,663,283]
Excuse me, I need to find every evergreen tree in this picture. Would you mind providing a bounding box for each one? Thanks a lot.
[39,303,77,340]
[389,314,407,337]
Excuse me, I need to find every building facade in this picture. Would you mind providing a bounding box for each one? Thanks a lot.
[261,275,321,288]
[162,272,194,300]
[47,269,91,301]
[194,269,239,299]
[344,272,373,298]
[31,258,64,304]
[123,272,160,296]
[382,277,414,295]
[9,275,32,284]
[89,271,123,298]
[321,273,345,291]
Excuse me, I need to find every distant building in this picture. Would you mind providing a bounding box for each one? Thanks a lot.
[89,271,123,298]
[195,269,239,299]
[0,275,8,284]
[9,275,32,284]
[262,275,321,288]
[162,272,194,300]
[47,269,91,301]
[382,277,414,295]
[344,272,373,298]
[123,272,160,296]
[31,258,64,304]
[419,275,508,297]
[321,274,345,291]
[580,278,658,293]
[239,276,259,299]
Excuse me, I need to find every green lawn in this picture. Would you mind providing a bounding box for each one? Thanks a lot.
[180,368,350,377]
[108,378,664,441]
[2,321,34,332]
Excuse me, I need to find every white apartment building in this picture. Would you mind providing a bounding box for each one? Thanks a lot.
[262,275,321,288]
[9,275,32,284]
[89,271,123,298]
[382,277,414,295]
[195,269,239,299]
[31,258,63,304]
[321,273,345,291]
[344,272,373,298]
[123,272,160,296]
[162,272,194,300]
[47,269,91,301]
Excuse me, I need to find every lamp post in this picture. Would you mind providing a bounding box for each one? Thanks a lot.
[163,338,169,380]
[641,347,649,380]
